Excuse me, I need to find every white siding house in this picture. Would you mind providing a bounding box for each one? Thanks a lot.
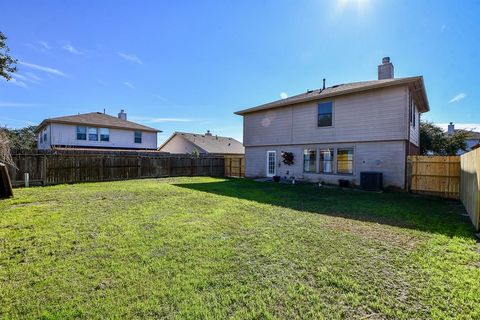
[35,110,160,150]
[235,58,430,189]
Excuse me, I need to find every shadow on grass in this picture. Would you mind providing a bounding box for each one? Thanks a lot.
[174,179,476,239]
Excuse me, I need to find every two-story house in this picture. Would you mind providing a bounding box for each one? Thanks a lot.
[35,110,161,150]
[235,57,430,189]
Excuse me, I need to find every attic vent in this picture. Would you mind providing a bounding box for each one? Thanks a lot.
[331,84,342,88]
[307,89,313,93]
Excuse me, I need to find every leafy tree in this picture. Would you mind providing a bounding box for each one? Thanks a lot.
[190,147,200,159]
[420,121,469,155]
[0,126,38,150]
[0,31,17,81]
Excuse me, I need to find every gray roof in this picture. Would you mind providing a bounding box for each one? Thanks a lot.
[36,112,161,133]
[235,76,429,115]
[160,132,244,154]
[456,130,480,140]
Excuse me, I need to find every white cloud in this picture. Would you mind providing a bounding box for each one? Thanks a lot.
[130,116,194,123]
[280,92,288,99]
[19,61,67,77]
[124,81,135,89]
[26,41,52,52]
[63,43,83,55]
[6,78,28,88]
[0,101,40,107]
[117,52,143,64]
[449,93,466,103]
[13,73,40,84]
[38,41,52,50]
[437,123,480,132]
[25,72,42,81]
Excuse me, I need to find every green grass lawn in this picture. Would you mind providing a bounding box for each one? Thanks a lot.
[1,177,479,319]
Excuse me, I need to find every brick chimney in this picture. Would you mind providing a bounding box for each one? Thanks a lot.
[378,57,394,80]
[118,109,127,121]
[447,122,455,135]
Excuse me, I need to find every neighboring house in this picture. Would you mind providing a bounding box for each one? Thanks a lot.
[35,110,161,150]
[235,57,430,189]
[447,122,480,154]
[159,131,244,155]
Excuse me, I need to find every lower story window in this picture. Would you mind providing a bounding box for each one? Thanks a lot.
[319,148,333,173]
[303,149,316,173]
[337,148,354,174]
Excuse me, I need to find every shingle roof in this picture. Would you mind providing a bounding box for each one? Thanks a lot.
[160,132,244,154]
[235,76,429,115]
[35,112,161,133]
[456,130,480,140]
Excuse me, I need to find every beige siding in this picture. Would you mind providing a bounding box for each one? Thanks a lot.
[409,99,420,147]
[159,135,204,154]
[245,141,406,189]
[244,86,409,146]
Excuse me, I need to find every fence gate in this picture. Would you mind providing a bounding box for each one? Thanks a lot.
[408,156,460,199]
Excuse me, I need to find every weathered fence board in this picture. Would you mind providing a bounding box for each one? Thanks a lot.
[7,151,243,187]
[224,155,245,178]
[460,149,480,231]
[408,156,461,199]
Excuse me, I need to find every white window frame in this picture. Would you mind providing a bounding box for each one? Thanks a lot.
[134,131,142,144]
[88,127,98,141]
[336,147,354,175]
[100,128,110,142]
[266,150,276,177]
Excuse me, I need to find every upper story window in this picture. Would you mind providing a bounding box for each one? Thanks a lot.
[76,126,87,140]
[409,96,413,124]
[318,101,333,127]
[303,149,316,173]
[100,128,110,142]
[412,101,416,128]
[88,127,98,141]
[43,129,47,142]
[337,148,354,175]
[134,131,142,144]
[39,133,43,143]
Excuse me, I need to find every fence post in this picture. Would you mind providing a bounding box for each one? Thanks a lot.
[137,156,142,178]
[239,157,243,177]
[42,154,47,186]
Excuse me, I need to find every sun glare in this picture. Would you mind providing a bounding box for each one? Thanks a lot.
[337,0,371,13]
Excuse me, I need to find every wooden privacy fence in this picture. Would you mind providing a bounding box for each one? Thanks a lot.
[408,153,480,230]
[224,155,245,178]
[8,150,244,187]
[460,149,480,230]
[408,156,461,199]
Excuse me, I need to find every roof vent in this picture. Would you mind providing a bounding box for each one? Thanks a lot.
[323,78,326,90]
[205,130,212,136]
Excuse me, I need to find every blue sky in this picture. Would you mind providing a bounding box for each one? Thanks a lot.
[1,0,479,144]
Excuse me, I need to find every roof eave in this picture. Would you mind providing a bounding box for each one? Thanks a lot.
[36,119,161,133]
[234,76,427,115]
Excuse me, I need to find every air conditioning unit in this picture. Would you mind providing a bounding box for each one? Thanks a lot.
[360,172,383,191]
